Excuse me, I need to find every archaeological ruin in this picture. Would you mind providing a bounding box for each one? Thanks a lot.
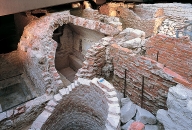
[0,0,192,130]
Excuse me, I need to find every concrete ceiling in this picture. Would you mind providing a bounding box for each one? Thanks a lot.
[0,0,82,16]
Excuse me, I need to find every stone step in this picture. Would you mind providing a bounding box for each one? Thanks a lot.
[107,97,119,104]
[65,88,70,94]
[97,78,115,92]
[45,106,55,113]
[106,114,120,129]
[53,93,62,102]
[74,80,79,87]
[59,88,67,96]
[47,100,58,107]
[108,103,120,116]
[67,85,72,91]
[70,83,75,89]
[105,124,114,130]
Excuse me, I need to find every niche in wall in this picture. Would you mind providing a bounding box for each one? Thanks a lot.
[54,24,105,84]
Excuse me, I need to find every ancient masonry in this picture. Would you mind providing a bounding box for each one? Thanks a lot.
[0,2,192,130]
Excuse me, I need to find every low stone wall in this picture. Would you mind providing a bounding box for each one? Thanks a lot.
[0,94,52,130]
[157,84,192,130]
[30,78,120,130]
[146,34,192,83]
[18,10,120,95]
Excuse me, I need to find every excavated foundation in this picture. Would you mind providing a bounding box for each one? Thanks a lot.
[31,78,120,130]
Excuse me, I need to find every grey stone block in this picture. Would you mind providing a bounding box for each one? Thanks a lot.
[121,119,134,130]
[145,125,159,130]
[120,100,136,123]
[0,112,6,121]
[135,106,156,125]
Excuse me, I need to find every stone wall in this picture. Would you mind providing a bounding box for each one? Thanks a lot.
[157,84,192,130]
[0,94,51,130]
[18,10,120,95]
[136,3,192,21]
[99,3,165,37]
[146,34,192,83]
[30,78,120,130]
[0,51,22,83]
[82,8,122,31]
[109,43,191,114]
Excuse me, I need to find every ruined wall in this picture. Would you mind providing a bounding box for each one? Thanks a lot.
[18,10,120,96]
[146,34,192,83]
[109,43,191,114]
[99,3,164,37]
[82,8,122,31]
[75,37,113,79]
[136,3,192,38]
[136,3,192,20]
[157,84,192,130]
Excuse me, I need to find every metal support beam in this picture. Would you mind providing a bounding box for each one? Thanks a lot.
[0,0,82,16]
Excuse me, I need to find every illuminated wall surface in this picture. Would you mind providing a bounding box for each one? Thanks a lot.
[0,0,80,16]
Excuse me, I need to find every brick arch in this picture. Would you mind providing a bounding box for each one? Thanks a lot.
[17,11,120,95]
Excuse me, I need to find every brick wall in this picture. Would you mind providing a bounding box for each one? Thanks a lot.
[146,34,192,84]
[18,10,120,95]
[99,3,164,37]
[109,43,191,114]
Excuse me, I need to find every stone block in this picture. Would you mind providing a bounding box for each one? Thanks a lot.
[120,100,136,123]
[53,93,62,102]
[145,125,159,130]
[107,114,120,129]
[135,106,156,125]
[59,88,67,96]
[97,78,115,92]
[122,119,134,130]
[156,109,178,130]
[0,112,7,121]
[121,97,131,107]
[47,100,58,107]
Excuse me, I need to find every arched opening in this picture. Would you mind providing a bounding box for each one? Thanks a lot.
[54,24,105,85]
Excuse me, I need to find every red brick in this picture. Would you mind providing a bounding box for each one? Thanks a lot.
[128,122,145,130]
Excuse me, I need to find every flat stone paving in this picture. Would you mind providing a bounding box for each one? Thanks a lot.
[59,67,76,82]
[0,83,32,112]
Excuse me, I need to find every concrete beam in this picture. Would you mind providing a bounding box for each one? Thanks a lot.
[0,0,82,16]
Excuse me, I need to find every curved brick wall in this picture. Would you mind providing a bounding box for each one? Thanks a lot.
[17,10,120,95]
[30,78,120,130]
